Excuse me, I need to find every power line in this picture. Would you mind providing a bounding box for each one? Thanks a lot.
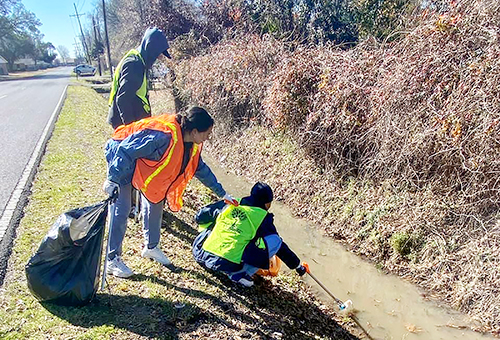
[76,0,85,14]
[79,0,86,13]
[71,3,91,63]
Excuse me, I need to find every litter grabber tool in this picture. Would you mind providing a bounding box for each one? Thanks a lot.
[302,262,352,311]
[302,262,374,340]
[101,187,119,291]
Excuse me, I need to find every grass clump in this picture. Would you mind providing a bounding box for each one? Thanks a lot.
[390,232,424,259]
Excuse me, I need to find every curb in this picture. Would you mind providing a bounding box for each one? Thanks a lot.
[0,85,68,285]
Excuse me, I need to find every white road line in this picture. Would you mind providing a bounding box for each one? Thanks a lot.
[0,95,6,99]
[0,85,68,243]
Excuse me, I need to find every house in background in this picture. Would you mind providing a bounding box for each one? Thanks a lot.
[0,55,8,75]
[65,58,78,66]
[13,58,36,71]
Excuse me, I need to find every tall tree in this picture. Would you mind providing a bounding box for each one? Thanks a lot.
[353,0,413,41]
[0,0,41,69]
[57,45,70,64]
[0,0,18,15]
[0,31,35,69]
[39,41,57,63]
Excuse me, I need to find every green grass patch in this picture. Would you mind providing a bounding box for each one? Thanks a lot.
[390,232,424,259]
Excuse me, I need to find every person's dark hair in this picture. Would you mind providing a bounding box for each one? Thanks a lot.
[176,106,214,132]
[240,182,274,209]
[250,182,273,204]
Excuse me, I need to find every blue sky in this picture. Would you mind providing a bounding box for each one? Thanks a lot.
[22,0,98,58]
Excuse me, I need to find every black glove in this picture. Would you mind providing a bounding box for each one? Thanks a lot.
[295,264,307,276]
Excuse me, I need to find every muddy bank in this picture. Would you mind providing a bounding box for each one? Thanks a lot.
[202,153,495,340]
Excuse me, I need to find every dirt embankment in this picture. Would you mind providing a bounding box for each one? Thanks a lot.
[165,1,500,335]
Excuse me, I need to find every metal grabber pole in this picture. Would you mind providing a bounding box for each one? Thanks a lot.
[302,263,375,340]
[101,189,118,291]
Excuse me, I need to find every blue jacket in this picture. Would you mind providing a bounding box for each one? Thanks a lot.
[105,129,226,198]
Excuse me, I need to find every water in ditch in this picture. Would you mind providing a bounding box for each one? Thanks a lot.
[204,154,493,340]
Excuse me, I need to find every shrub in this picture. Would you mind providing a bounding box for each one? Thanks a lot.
[173,34,287,130]
[262,47,324,130]
[390,232,423,258]
[172,0,500,333]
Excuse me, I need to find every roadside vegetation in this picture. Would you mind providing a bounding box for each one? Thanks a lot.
[3,0,499,336]
[0,1,57,72]
[0,86,360,339]
[60,0,500,335]
[106,0,499,336]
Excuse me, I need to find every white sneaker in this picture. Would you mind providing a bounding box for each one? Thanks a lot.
[141,246,171,265]
[237,276,254,287]
[230,273,254,287]
[107,256,134,278]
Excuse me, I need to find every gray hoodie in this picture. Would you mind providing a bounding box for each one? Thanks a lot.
[107,27,170,128]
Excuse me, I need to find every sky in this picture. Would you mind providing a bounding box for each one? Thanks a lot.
[22,0,98,58]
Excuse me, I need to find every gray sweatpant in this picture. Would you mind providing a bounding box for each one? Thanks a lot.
[107,183,164,260]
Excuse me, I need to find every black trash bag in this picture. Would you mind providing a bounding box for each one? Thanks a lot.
[25,200,108,306]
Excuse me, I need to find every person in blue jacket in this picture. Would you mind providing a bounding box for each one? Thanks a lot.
[103,107,237,278]
[192,182,307,287]
[107,27,171,129]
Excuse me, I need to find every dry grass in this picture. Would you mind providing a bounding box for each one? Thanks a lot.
[168,1,500,335]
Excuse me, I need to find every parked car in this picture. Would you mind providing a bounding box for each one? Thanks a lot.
[73,64,96,76]
[151,64,168,79]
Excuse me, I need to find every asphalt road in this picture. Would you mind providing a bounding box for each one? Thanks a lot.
[0,67,71,214]
[0,66,72,284]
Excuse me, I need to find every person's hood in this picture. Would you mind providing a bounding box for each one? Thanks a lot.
[137,27,170,68]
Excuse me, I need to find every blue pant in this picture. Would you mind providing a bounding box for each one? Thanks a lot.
[108,183,164,260]
[228,234,283,278]
[192,232,283,278]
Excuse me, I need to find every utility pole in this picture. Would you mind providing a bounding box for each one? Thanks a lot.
[102,0,113,80]
[71,3,91,64]
[92,16,102,76]
[73,38,83,61]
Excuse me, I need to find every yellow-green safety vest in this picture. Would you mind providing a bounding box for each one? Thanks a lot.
[202,203,268,264]
[108,49,150,114]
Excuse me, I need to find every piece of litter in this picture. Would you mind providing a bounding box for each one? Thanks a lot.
[406,324,422,333]
[272,332,283,339]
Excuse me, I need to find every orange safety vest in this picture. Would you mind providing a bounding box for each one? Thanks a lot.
[112,114,201,211]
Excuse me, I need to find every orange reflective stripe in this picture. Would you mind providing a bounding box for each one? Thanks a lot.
[141,119,178,192]
[168,143,200,210]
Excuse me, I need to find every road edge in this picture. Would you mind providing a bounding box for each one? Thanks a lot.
[0,85,68,285]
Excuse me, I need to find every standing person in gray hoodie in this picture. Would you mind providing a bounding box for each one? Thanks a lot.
[107,27,171,129]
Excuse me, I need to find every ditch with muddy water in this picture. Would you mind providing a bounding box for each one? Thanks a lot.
[205,155,493,340]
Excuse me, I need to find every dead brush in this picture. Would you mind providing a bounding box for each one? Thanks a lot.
[173,34,287,131]
[172,0,500,334]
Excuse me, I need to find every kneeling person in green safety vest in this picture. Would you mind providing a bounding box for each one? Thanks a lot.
[192,182,307,287]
